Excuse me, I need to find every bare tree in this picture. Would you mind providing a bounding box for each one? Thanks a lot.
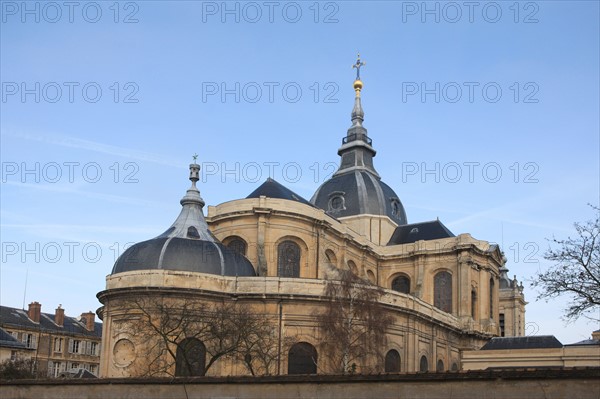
[121,295,282,377]
[316,269,393,374]
[531,204,600,321]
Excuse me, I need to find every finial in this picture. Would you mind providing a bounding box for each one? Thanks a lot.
[352,52,365,80]
[189,155,200,189]
[181,157,205,207]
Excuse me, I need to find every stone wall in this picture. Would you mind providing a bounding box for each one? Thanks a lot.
[3,368,599,399]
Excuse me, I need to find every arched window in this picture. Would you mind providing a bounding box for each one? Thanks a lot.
[175,338,206,376]
[471,289,477,319]
[419,355,428,372]
[489,277,495,319]
[434,271,452,313]
[325,249,337,269]
[392,275,410,294]
[226,236,247,256]
[384,349,400,373]
[288,342,317,374]
[347,260,358,275]
[278,240,300,278]
[451,362,459,371]
[366,270,376,284]
[436,359,444,372]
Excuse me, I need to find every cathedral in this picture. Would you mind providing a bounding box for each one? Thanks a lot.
[97,57,526,378]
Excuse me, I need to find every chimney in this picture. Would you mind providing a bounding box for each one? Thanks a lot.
[80,311,95,331]
[55,305,65,327]
[592,330,600,341]
[27,302,41,323]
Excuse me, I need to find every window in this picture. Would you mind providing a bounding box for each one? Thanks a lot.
[54,337,63,353]
[226,237,247,256]
[434,271,452,313]
[499,313,505,337]
[366,270,376,284]
[451,362,459,371]
[89,364,97,376]
[436,359,444,372]
[22,333,36,349]
[489,278,495,319]
[325,249,337,269]
[471,289,477,319]
[90,342,98,356]
[70,362,79,370]
[277,240,300,278]
[10,350,17,361]
[419,355,428,372]
[384,350,400,373]
[49,362,64,378]
[347,260,358,275]
[391,275,410,294]
[70,339,81,354]
[175,338,206,377]
[288,342,317,374]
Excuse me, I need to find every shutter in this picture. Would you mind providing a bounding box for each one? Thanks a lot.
[68,338,74,353]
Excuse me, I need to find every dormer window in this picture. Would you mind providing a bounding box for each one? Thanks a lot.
[327,191,346,213]
[410,227,419,234]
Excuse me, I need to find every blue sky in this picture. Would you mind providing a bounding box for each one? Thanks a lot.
[1,1,598,344]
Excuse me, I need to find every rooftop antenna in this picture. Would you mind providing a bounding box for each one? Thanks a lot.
[22,269,28,309]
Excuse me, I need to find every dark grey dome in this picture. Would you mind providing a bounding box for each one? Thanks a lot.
[111,163,256,277]
[112,237,255,276]
[311,170,407,225]
[310,76,407,225]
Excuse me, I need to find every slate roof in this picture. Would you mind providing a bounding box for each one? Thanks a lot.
[247,178,314,207]
[481,336,563,350]
[0,327,31,350]
[0,305,102,338]
[387,220,455,245]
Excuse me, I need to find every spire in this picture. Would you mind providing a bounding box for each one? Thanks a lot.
[333,54,379,178]
[351,53,365,127]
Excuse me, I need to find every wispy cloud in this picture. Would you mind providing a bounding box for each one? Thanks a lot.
[2,180,165,207]
[3,129,182,168]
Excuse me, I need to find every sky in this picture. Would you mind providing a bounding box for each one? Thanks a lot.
[1,1,599,345]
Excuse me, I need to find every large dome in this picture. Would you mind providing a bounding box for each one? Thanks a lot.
[311,170,407,225]
[111,163,256,277]
[311,75,407,225]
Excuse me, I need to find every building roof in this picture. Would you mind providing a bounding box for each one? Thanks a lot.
[481,336,563,350]
[0,327,31,350]
[0,306,101,338]
[387,220,455,245]
[246,178,314,207]
[112,163,256,277]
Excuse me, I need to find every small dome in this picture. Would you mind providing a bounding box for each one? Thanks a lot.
[111,163,256,277]
[112,237,255,276]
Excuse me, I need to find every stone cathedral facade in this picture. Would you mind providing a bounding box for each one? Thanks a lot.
[97,59,526,378]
